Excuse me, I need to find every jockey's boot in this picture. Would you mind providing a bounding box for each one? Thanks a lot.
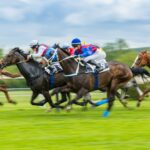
[87,60,107,72]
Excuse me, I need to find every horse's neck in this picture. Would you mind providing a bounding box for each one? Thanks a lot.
[58,49,85,74]
[60,58,85,75]
[16,62,43,80]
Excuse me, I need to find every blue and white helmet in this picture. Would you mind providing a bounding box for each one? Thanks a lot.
[29,40,39,48]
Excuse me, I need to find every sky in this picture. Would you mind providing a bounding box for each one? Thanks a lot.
[1,0,150,52]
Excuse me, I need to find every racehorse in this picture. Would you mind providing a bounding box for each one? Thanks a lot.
[132,50,150,105]
[132,50,150,68]
[57,48,133,116]
[0,70,20,105]
[118,67,150,101]
[0,47,71,109]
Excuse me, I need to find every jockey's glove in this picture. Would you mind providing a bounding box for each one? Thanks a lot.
[27,54,32,61]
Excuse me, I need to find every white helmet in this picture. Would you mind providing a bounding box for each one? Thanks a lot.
[29,40,39,48]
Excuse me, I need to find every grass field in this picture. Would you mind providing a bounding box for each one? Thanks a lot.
[0,91,150,150]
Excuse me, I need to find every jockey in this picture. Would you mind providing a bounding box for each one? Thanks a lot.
[42,44,62,74]
[27,40,49,61]
[71,38,109,72]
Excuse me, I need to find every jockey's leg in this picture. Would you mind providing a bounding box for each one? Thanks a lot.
[84,49,108,72]
[87,60,102,72]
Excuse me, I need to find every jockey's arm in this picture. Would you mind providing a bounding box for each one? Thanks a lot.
[31,46,46,59]
[80,47,93,58]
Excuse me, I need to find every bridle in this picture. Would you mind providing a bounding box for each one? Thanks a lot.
[58,55,83,77]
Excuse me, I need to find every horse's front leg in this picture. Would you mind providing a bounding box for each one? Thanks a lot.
[103,82,117,117]
[30,92,39,106]
[138,87,150,107]
[116,91,128,108]
[0,86,17,104]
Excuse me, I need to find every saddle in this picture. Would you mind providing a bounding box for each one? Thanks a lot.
[85,61,109,74]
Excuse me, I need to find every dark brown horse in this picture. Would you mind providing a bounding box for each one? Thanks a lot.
[0,47,71,109]
[57,48,133,117]
[0,70,20,105]
[132,50,150,105]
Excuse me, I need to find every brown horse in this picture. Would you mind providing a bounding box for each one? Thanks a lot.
[132,50,150,105]
[0,70,20,105]
[57,48,133,117]
[132,50,150,68]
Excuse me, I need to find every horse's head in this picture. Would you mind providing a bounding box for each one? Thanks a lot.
[132,50,150,68]
[0,47,27,69]
[57,45,70,61]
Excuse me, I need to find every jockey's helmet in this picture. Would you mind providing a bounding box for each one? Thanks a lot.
[71,38,81,47]
[30,40,39,48]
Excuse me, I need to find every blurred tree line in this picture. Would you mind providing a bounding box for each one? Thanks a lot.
[0,48,3,58]
[103,38,129,51]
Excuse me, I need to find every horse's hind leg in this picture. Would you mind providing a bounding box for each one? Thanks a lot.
[66,88,88,111]
[0,87,17,104]
[54,92,68,105]
[116,91,128,108]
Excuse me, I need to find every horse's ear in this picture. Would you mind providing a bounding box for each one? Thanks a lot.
[53,43,60,49]
[142,50,147,54]
[12,47,21,52]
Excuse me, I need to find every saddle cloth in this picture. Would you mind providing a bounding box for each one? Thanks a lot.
[45,64,63,75]
[85,60,109,73]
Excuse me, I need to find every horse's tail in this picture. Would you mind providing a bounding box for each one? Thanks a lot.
[130,67,150,77]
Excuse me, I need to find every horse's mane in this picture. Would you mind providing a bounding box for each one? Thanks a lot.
[11,47,28,58]
[12,47,41,68]
[54,44,70,56]
[140,50,150,55]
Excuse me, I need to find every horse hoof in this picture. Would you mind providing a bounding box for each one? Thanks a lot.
[66,106,72,112]
[136,103,141,107]
[102,110,110,117]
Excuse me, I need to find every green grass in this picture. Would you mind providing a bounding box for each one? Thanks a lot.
[0,91,150,150]
[107,50,138,66]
